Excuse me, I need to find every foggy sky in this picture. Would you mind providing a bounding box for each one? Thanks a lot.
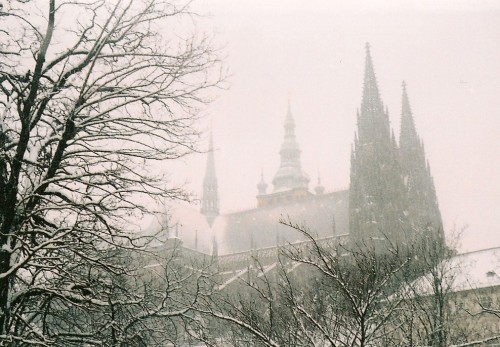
[168,0,500,253]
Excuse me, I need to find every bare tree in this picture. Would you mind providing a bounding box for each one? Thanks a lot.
[388,235,454,347]
[0,0,223,344]
[391,231,500,347]
[380,227,499,347]
[200,220,412,347]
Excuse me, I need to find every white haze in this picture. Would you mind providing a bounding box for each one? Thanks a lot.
[162,0,500,253]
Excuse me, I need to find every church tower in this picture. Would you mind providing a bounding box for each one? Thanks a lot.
[399,82,443,239]
[272,100,310,192]
[201,131,219,227]
[349,44,407,245]
[257,100,310,206]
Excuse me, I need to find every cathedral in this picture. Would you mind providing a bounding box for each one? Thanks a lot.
[152,44,443,256]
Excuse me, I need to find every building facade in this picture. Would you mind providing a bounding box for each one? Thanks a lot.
[150,44,442,256]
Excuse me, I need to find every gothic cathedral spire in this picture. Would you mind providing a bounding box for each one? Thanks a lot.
[358,42,390,146]
[399,82,443,238]
[399,81,420,157]
[349,44,407,245]
[201,131,219,227]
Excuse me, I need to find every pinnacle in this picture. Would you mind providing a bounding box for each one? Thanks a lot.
[286,97,294,123]
[208,129,214,151]
[399,82,418,148]
[401,81,411,115]
[358,44,389,146]
[361,43,383,116]
[201,129,219,223]
[205,131,216,180]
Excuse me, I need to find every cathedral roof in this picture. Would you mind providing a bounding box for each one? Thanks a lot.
[147,44,442,261]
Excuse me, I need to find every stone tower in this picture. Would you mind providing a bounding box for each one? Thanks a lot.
[257,100,310,206]
[272,100,310,192]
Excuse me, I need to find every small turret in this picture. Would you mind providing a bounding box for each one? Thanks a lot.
[257,170,268,196]
[314,174,325,195]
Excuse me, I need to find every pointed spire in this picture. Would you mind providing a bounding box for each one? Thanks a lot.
[314,172,325,195]
[201,130,219,227]
[357,43,390,146]
[286,95,293,120]
[257,169,268,195]
[206,131,216,178]
[399,81,420,152]
[361,42,383,118]
[284,97,295,139]
[272,99,309,192]
[398,82,443,239]
[349,44,408,244]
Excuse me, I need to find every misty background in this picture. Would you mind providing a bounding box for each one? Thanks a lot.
[163,0,500,253]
